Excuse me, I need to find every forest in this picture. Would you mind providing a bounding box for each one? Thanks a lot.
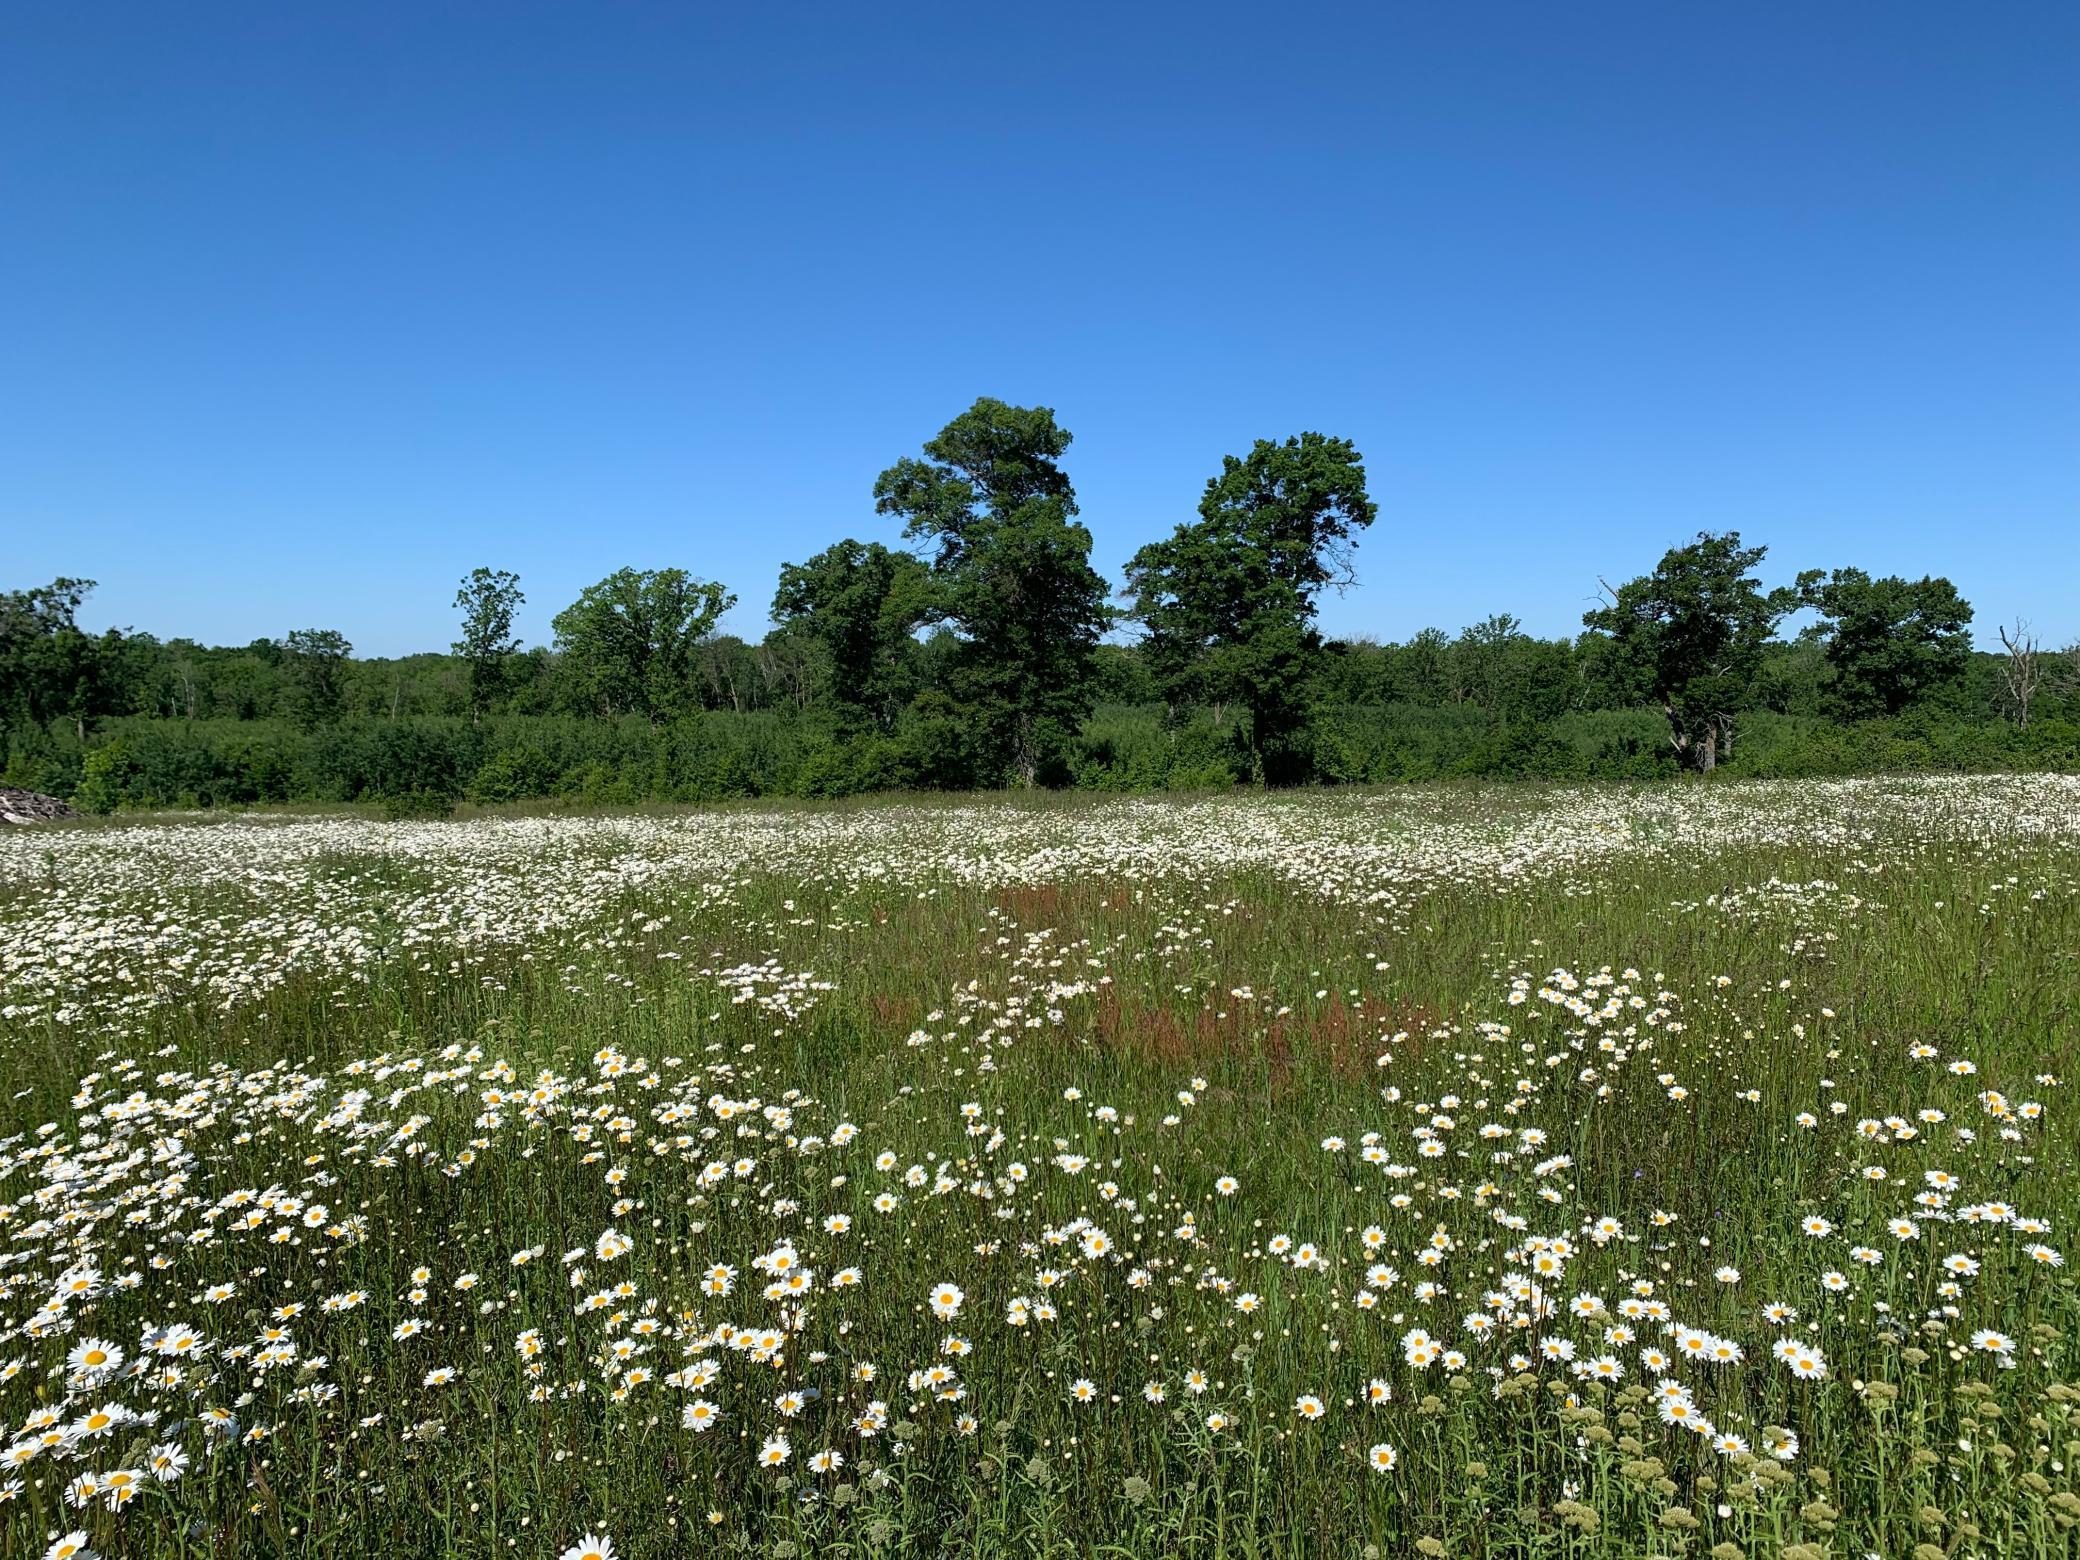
[6,398,2076,814]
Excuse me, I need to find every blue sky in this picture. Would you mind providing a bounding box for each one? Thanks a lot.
[4,2,2075,655]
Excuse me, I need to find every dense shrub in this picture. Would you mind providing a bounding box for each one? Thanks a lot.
[19,703,2078,814]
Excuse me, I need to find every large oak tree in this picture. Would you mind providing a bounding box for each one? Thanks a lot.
[873,398,1109,786]
[1126,433,1377,784]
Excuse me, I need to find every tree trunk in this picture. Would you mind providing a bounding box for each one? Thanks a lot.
[1013,713,1038,789]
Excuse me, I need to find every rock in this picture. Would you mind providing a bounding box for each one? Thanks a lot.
[0,788,76,825]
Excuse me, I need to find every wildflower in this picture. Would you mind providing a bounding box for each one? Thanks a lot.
[1787,1349,1828,1381]
[1368,1443,1398,1473]
[66,1405,126,1443]
[560,1535,614,1560]
[65,1340,123,1380]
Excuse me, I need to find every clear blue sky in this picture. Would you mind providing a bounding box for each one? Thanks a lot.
[4,2,2075,656]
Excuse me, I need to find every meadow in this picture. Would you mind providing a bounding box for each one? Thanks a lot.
[1,777,2076,1559]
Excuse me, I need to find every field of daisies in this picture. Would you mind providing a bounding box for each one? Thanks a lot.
[2,777,2077,1560]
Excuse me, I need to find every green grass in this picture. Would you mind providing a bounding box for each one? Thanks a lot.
[1,779,2076,1558]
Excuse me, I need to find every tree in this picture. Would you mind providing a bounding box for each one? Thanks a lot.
[550,568,735,721]
[756,631,825,715]
[694,635,769,714]
[1396,628,1453,705]
[453,568,525,721]
[0,578,98,735]
[1583,532,1797,773]
[770,540,934,733]
[1794,568,1973,718]
[1453,614,1524,710]
[873,398,1109,785]
[1997,620,2043,729]
[282,628,353,729]
[1126,433,1377,783]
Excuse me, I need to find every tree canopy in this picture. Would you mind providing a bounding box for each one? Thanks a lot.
[771,541,934,735]
[15,400,2069,811]
[873,398,1109,785]
[1128,433,1377,782]
[1582,532,1799,772]
[1796,567,1973,719]
[453,568,526,719]
[551,568,734,721]
[281,628,353,730]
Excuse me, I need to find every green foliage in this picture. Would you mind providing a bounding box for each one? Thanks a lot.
[71,739,132,814]
[771,540,933,733]
[1582,532,1800,772]
[551,567,735,721]
[1129,433,1377,783]
[453,566,526,716]
[5,410,2071,805]
[31,700,2080,817]
[469,742,559,803]
[875,398,1110,785]
[282,626,354,729]
[1796,567,1974,718]
[376,788,457,820]
[0,577,131,738]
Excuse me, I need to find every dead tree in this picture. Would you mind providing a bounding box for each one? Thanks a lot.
[1997,621,2042,729]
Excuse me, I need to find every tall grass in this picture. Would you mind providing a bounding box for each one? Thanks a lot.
[1,780,2075,1557]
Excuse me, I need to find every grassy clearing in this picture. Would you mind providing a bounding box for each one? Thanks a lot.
[1,778,2077,1558]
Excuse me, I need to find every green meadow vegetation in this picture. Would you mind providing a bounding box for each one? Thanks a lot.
[2,777,2076,1557]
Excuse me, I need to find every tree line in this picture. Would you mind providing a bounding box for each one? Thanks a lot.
[7,397,2078,811]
